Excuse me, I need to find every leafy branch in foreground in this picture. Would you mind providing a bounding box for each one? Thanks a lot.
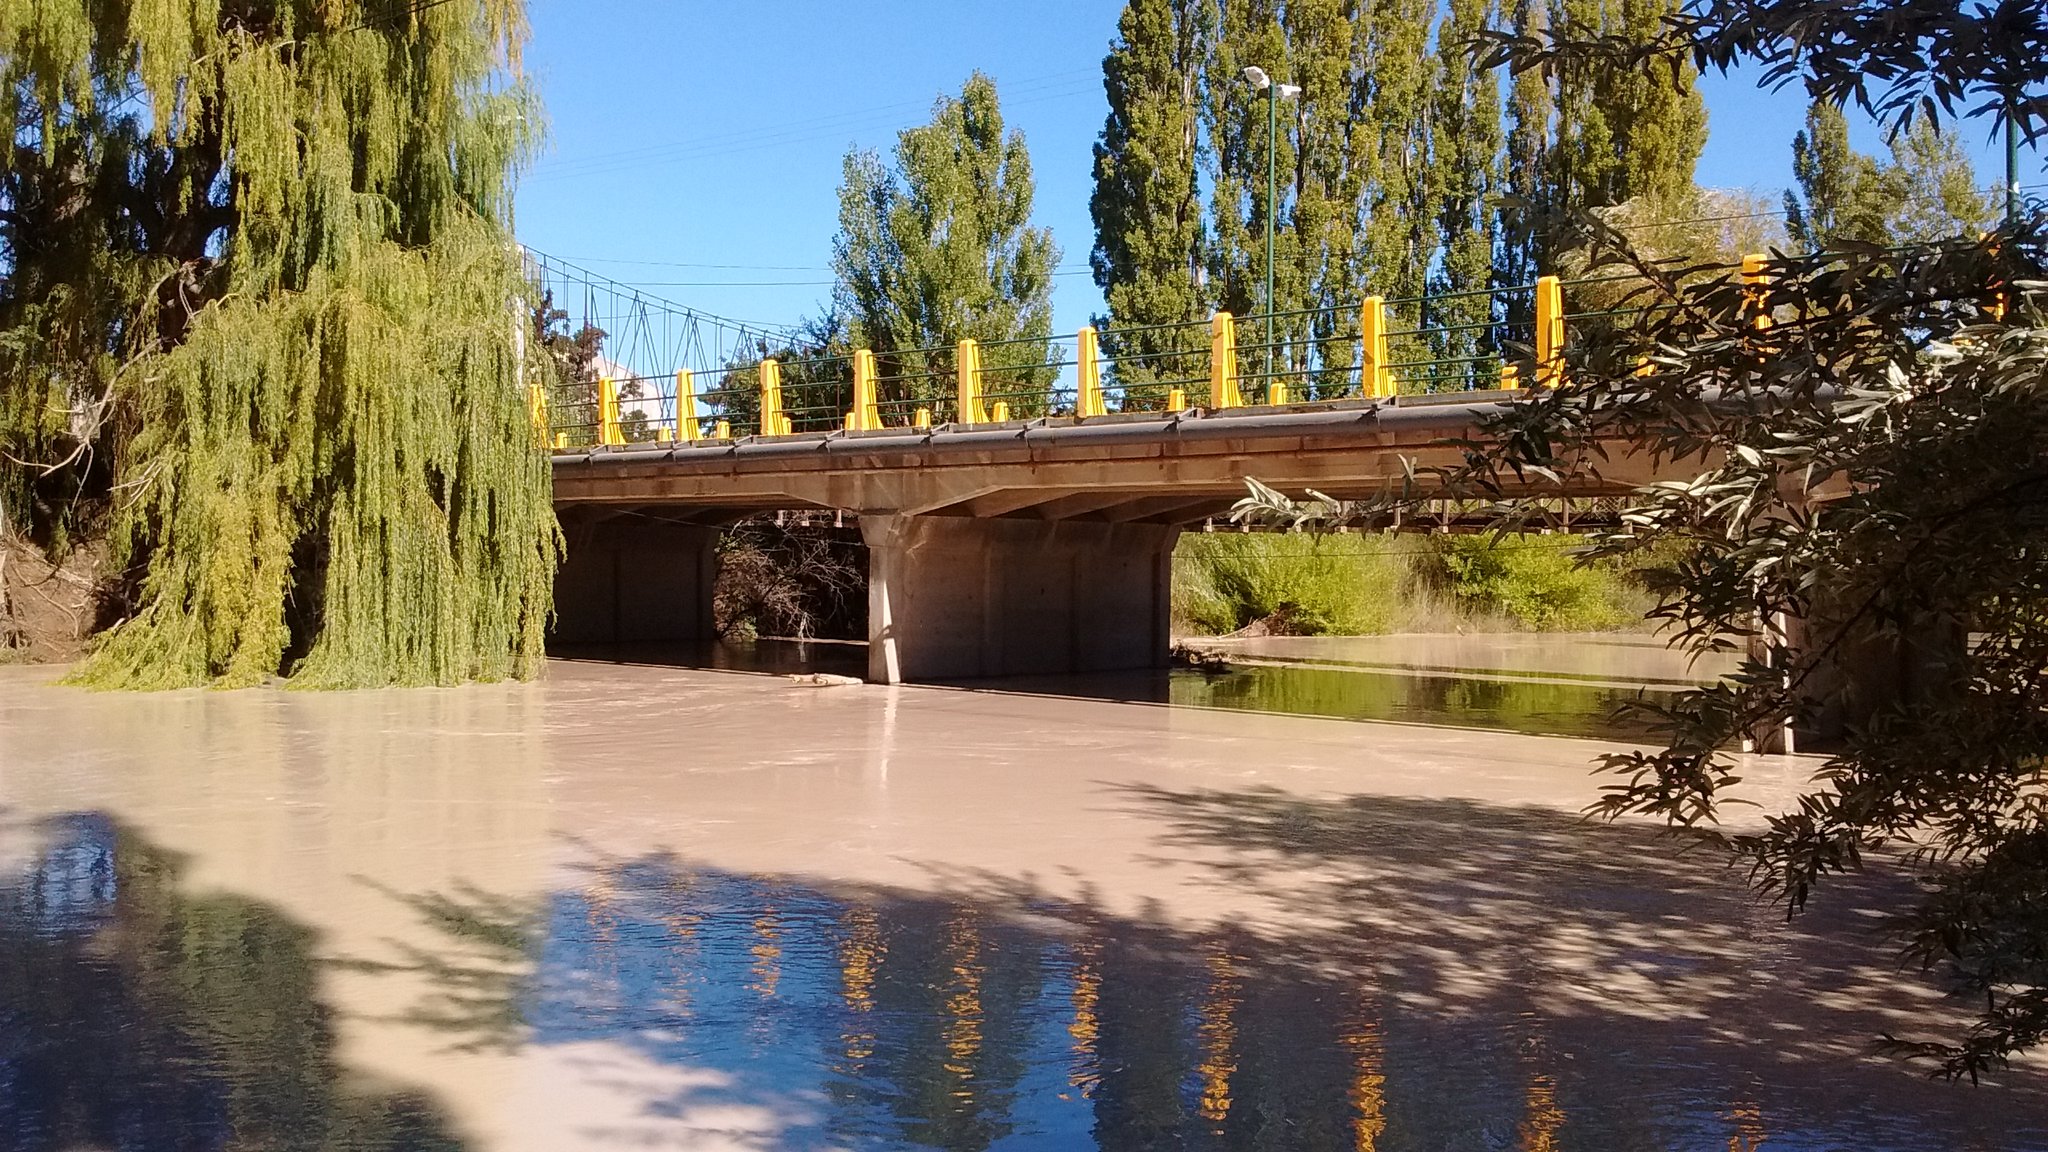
[1236,220,2048,1078]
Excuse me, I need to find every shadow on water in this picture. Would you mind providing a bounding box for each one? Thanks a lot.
[355,797,2040,1150]
[0,811,467,1152]
[13,802,2043,1149]
[549,636,868,679]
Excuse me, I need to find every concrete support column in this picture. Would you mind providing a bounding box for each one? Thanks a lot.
[1745,598,1966,754]
[861,514,1181,684]
[551,516,720,645]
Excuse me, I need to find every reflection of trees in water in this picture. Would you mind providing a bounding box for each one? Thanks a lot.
[0,813,467,1151]
[355,808,2044,1152]
[1177,664,1666,739]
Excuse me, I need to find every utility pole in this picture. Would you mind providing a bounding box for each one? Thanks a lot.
[1242,67,1300,390]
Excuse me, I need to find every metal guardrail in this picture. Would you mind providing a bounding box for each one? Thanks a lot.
[531,262,1701,452]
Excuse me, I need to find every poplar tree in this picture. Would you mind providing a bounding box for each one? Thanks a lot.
[1428,0,1506,377]
[1787,101,1996,250]
[1496,0,1706,290]
[832,74,1061,409]
[1091,0,1214,396]
[1,0,557,688]
[1495,0,1555,302]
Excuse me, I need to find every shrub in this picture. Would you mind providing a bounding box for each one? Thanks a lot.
[1172,532,1401,635]
[1430,535,1633,632]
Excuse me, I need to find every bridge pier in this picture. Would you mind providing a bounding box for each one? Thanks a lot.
[551,516,719,646]
[861,514,1180,684]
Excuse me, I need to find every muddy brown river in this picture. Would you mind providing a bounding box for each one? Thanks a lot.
[0,649,2042,1150]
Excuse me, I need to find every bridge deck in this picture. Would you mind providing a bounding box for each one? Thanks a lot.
[551,392,1651,526]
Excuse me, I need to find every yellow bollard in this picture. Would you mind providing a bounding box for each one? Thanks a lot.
[1741,253,1773,331]
[1361,296,1389,397]
[527,382,549,446]
[851,349,881,431]
[915,407,932,430]
[1500,362,1520,391]
[991,399,1011,421]
[1210,312,1241,409]
[1270,377,1289,406]
[956,338,984,424]
[553,430,567,450]
[715,419,731,439]
[1077,326,1107,417]
[1534,276,1565,388]
[1167,386,1187,411]
[598,376,622,446]
[843,411,855,431]
[759,358,790,435]
[677,369,699,440]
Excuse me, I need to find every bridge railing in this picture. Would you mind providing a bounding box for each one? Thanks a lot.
[536,265,1655,452]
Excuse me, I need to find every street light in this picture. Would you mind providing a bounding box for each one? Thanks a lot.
[1243,66,1300,393]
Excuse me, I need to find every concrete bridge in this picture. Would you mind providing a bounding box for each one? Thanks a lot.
[550,391,1659,684]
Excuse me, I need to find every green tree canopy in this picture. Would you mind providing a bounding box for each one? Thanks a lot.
[1090,0,1213,394]
[831,72,1062,409]
[1252,0,2048,1077]
[1,0,557,688]
[1787,100,1995,251]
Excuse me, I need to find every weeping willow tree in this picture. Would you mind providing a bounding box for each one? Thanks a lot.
[0,0,558,688]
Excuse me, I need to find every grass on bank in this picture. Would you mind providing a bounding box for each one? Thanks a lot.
[1172,530,1647,637]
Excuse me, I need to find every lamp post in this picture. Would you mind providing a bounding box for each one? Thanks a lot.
[1242,66,1300,390]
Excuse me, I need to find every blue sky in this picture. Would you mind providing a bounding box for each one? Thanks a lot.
[515,1,2031,340]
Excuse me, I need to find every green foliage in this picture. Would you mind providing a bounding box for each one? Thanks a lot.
[1173,532,1402,635]
[3,0,556,689]
[1092,0,1707,394]
[1787,101,1995,251]
[1091,0,1213,401]
[1392,0,2048,1073]
[832,73,1061,411]
[1431,535,1632,631]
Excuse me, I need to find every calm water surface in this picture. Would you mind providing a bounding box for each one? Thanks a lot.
[0,648,2040,1151]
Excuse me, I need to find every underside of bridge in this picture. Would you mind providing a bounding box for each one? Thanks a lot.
[549,399,1654,684]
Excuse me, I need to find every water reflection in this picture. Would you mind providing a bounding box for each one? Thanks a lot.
[0,813,466,1152]
[1171,663,1668,740]
[387,846,2035,1151]
[2,807,2040,1150]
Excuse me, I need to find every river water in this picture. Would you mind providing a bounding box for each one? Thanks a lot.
[0,643,2041,1151]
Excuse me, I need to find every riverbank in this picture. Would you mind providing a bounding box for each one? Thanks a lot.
[0,659,2039,1149]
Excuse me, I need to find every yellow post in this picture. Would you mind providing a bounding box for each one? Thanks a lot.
[715,419,731,439]
[1270,377,1289,406]
[915,407,932,430]
[956,338,984,424]
[598,376,622,446]
[991,400,1011,421]
[759,358,790,436]
[676,369,699,440]
[1741,253,1772,331]
[1167,386,1187,411]
[1360,296,1389,397]
[553,430,567,450]
[851,349,881,431]
[1500,362,1519,390]
[1077,326,1107,417]
[1534,275,1565,388]
[1210,312,1241,409]
[527,382,549,445]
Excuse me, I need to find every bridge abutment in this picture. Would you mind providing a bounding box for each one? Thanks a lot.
[551,516,719,646]
[861,514,1180,684]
